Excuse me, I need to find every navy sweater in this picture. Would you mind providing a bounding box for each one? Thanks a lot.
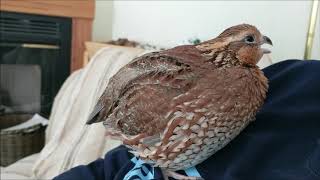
[54,60,320,180]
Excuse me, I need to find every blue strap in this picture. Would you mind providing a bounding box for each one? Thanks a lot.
[184,166,202,178]
[125,156,202,179]
[123,157,155,180]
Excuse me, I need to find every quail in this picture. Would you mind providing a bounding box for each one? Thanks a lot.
[87,24,272,180]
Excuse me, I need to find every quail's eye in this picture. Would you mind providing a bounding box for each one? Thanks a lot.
[244,35,255,43]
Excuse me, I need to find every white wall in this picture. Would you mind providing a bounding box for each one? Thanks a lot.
[92,1,113,42]
[312,17,320,59]
[112,1,320,62]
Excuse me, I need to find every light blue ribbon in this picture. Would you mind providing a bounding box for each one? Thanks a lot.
[123,157,155,180]
[124,157,202,179]
[184,166,202,178]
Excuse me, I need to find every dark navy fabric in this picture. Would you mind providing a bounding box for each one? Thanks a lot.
[54,60,320,180]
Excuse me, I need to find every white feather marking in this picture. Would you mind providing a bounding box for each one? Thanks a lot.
[173,157,182,163]
[207,130,215,137]
[190,124,200,131]
[215,53,224,62]
[185,149,193,155]
[219,127,228,132]
[201,121,208,128]
[189,133,197,139]
[143,148,151,155]
[165,111,173,119]
[168,153,175,159]
[197,130,205,137]
[203,138,211,145]
[173,124,182,133]
[185,112,195,120]
[173,94,185,100]
[183,101,192,106]
[162,160,172,167]
[216,133,225,137]
[182,123,190,130]
[192,146,201,153]
[211,117,218,120]
[172,144,183,152]
[158,153,167,159]
[195,108,208,112]
[177,154,188,161]
[173,111,183,117]
[212,137,219,143]
[198,116,206,124]
[194,138,203,145]
[169,134,178,141]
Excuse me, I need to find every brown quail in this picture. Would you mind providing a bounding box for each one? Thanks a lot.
[87,24,272,180]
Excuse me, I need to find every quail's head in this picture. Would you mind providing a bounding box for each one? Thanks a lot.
[196,24,273,66]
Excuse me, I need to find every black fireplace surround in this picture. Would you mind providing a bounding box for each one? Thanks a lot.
[0,11,72,117]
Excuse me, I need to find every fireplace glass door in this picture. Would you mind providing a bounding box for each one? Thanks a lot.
[0,43,59,116]
[0,11,71,117]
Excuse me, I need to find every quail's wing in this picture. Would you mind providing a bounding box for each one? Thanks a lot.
[86,51,198,136]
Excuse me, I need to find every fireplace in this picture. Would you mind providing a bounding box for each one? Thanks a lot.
[0,11,71,117]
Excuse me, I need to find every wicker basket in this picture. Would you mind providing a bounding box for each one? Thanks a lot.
[0,114,46,167]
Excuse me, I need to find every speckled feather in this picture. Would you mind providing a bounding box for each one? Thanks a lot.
[87,24,269,172]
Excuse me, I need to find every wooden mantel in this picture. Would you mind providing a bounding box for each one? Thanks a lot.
[0,0,95,71]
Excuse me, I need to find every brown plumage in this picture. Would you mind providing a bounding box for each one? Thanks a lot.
[87,24,272,180]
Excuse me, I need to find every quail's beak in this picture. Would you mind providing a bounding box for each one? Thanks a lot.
[261,35,273,54]
[263,35,273,46]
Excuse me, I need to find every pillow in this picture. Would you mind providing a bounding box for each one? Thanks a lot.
[84,42,144,65]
